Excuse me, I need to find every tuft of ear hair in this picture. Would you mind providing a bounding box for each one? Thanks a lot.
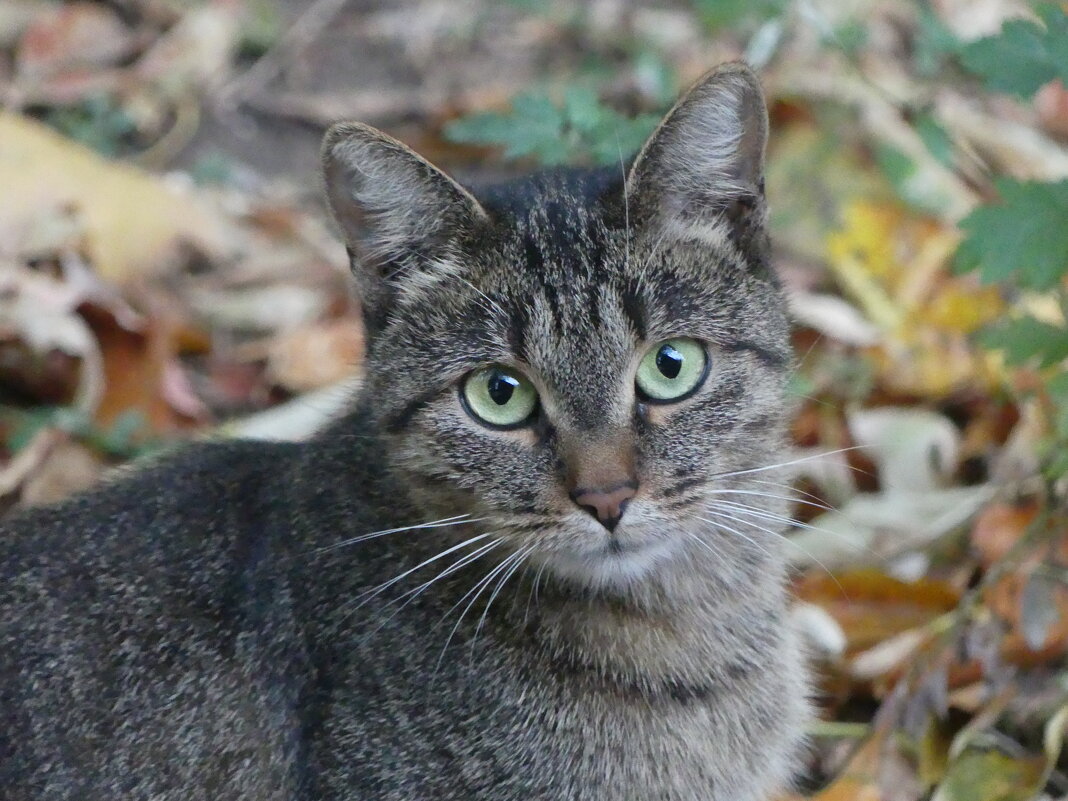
[626,62,768,244]
[321,123,487,330]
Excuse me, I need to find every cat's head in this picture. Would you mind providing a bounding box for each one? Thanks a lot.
[322,63,793,596]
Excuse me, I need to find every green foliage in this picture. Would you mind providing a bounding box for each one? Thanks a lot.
[979,318,1068,369]
[238,0,282,59]
[914,113,955,167]
[444,86,661,166]
[691,0,786,31]
[3,406,162,460]
[957,179,1068,473]
[959,4,1068,97]
[913,4,962,76]
[955,179,1068,291]
[951,6,1068,478]
[955,175,1068,473]
[45,96,136,157]
[190,151,237,186]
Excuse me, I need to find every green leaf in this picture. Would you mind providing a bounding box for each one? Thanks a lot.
[562,86,603,134]
[915,113,955,167]
[444,92,569,164]
[691,0,785,30]
[445,87,660,167]
[914,6,962,76]
[979,317,1068,368]
[874,143,952,215]
[634,50,678,106]
[959,4,1068,97]
[935,748,1045,801]
[955,179,1068,290]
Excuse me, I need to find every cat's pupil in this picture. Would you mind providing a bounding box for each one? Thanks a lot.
[487,371,518,405]
[656,345,683,379]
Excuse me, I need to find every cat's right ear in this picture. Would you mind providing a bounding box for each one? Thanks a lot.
[322,123,487,330]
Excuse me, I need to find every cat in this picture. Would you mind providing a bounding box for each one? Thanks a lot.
[0,62,809,800]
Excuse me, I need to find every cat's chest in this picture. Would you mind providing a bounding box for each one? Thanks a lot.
[416,644,740,800]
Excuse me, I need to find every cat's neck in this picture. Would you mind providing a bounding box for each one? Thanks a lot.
[513,552,791,692]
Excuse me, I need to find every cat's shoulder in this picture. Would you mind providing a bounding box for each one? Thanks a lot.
[0,439,302,567]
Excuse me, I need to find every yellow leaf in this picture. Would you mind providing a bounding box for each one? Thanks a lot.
[0,111,228,282]
[924,283,1005,334]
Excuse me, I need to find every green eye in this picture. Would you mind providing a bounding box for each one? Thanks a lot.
[635,338,708,402]
[461,365,539,428]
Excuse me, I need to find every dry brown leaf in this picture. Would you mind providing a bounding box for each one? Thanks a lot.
[266,319,364,393]
[794,569,960,655]
[971,501,1039,568]
[20,439,104,507]
[83,299,197,436]
[789,737,886,801]
[15,2,135,80]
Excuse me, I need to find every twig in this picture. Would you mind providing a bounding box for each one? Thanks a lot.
[216,0,351,110]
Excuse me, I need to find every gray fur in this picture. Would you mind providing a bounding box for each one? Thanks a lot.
[0,63,808,800]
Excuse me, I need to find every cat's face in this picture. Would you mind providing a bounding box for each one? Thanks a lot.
[324,64,793,594]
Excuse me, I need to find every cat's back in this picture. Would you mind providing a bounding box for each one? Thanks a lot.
[0,440,314,800]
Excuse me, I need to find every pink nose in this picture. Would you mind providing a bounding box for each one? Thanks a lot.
[570,483,637,532]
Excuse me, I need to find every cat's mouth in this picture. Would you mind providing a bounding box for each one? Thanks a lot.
[538,526,681,589]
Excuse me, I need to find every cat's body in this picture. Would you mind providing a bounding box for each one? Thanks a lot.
[1,64,809,800]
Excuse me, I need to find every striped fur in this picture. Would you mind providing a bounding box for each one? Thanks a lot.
[0,63,808,800]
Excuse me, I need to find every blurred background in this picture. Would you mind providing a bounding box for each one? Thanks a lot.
[2,0,1068,797]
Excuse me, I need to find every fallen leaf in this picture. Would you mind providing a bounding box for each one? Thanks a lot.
[0,111,229,283]
[83,299,195,435]
[932,749,1045,801]
[791,485,993,570]
[19,439,104,507]
[799,736,886,801]
[794,569,960,656]
[266,319,364,392]
[15,2,135,80]
[847,407,960,493]
[1019,571,1064,651]
[971,501,1039,568]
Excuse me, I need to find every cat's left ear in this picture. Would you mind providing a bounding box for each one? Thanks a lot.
[322,123,487,329]
[626,62,768,243]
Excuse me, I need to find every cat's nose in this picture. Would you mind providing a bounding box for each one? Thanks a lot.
[570,483,637,532]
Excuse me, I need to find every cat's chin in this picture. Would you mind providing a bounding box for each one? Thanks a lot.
[541,537,680,591]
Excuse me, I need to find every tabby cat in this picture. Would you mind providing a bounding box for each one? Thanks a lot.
[0,62,808,800]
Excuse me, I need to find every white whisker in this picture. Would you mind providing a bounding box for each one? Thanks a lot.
[705,499,867,550]
[523,560,549,626]
[435,548,525,671]
[315,513,483,554]
[696,515,776,561]
[472,544,535,653]
[360,537,504,640]
[700,508,847,594]
[703,488,832,512]
[709,447,867,481]
[348,531,497,611]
